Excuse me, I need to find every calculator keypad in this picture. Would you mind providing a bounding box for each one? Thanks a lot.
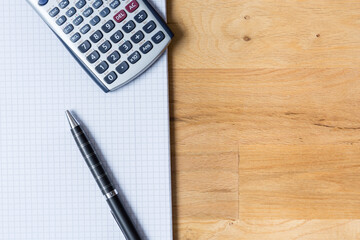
[90,16,100,26]
[95,61,109,74]
[80,24,91,34]
[114,10,127,23]
[131,30,144,44]
[83,7,93,17]
[66,7,76,17]
[39,0,49,6]
[104,71,118,84]
[134,10,147,23]
[140,41,153,54]
[110,30,124,43]
[63,24,74,34]
[122,20,136,33]
[87,51,100,63]
[59,0,69,9]
[102,20,115,33]
[143,21,156,34]
[73,16,83,26]
[90,30,103,43]
[116,61,129,74]
[78,40,91,53]
[93,0,103,9]
[56,15,67,26]
[70,33,81,43]
[125,0,139,13]
[108,51,121,64]
[75,0,86,9]
[128,51,141,64]
[110,0,120,9]
[98,41,112,53]
[49,7,60,17]
[152,31,165,44]
[100,7,111,17]
[119,41,132,54]
[41,0,172,91]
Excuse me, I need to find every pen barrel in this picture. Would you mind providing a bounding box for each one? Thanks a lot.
[108,196,141,240]
[71,126,115,195]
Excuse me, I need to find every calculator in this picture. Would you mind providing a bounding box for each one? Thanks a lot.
[27,0,174,92]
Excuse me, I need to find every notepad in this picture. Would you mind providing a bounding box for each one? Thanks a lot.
[0,0,172,239]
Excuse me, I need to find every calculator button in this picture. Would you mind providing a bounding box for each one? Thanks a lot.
[131,30,144,44]
[143,21,156,34]
[134,10,147,23]
[101,20,115,33]
[66,7,77,17]
[95,61,109,74]
[80,24,91,34]
[49,7,60,17]
[90,30,103,43]
[152,31,165,44]
[56,16,67,26]
[83,7,94,17]
[63,24,74,34]
[107,51,121,64]
[113,10,127,23]
[128,51,141,64]
[93,0,103,9]
[59,0,69,9]
[87,50,100,63]
[99,41,112,53]
[110,30,124,43]
[38,0,48,6]
[75,0,86,9]
[100,7,111,18]
[110,0,120,9]
[90,16,101,26]
[125,0,139,13]
[78,40,91,53]
[70,32,81,43]
[122,20,135,33]
[104,71,118,84]
[119,41,132,54]
[140,41,153,54]
[116,61,129,74]
[73,16,84,26]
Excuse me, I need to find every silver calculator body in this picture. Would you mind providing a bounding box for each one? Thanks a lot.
[27,0,173,92]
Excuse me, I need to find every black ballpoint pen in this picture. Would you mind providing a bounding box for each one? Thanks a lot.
[65,110,141,240]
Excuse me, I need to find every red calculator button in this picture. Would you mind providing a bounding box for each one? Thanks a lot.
[113,10,127,23]
[125,0,139,13]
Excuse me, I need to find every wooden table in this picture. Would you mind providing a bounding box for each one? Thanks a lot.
[167,0,360,239]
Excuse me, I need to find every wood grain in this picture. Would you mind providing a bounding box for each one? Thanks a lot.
[168,0,360,69]
[168,0,360,239]
[172,144,238,220]
[171,69,360,146]
[176,219,360,240]
[239,145,360,219]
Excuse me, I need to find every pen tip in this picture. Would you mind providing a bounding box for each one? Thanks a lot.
[65,110,79,129]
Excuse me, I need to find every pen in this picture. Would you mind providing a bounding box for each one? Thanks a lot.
[65,110,141,240]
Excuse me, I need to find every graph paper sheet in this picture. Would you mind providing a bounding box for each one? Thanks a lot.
[0,0,172,239]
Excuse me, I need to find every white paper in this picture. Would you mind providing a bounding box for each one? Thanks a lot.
[0,1,172,239]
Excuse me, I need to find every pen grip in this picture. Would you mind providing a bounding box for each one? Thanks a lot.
[108,196,141,240]
[71,126,114,195]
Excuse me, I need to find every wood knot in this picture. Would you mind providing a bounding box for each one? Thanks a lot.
[316,34,321,38]
[244,15,250,20]
[243,36,251,41]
